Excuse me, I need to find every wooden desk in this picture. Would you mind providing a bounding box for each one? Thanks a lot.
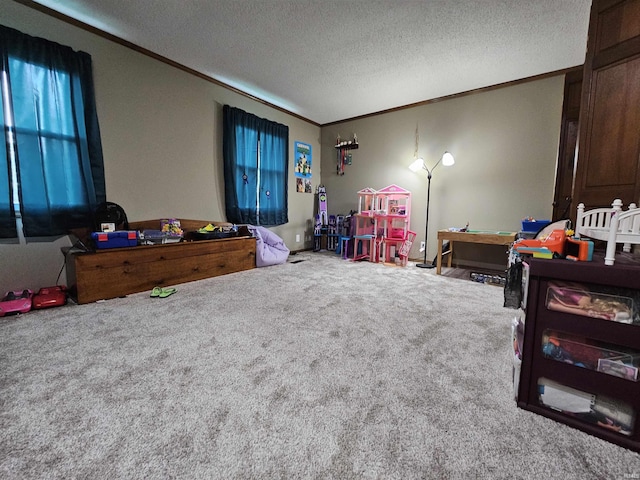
[436,230,517,275]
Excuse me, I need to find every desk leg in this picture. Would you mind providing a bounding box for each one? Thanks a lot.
[436,239,443,275]
[447,241,454,268]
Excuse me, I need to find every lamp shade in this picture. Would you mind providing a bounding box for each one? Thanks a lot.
[441,151,455,166]
[409,157,425,172]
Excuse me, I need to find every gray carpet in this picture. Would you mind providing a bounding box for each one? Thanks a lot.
[1,252,639,479]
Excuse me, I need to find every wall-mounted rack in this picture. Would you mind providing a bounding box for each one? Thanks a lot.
[335,135,358,175]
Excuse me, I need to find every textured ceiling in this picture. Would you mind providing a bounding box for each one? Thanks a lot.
[33,0,592,125]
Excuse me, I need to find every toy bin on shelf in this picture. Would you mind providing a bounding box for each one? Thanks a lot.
[191,230,239,240]
[521,219,551,233]
[140,230,183,245]
[545,281,635,324]
[542,329,640,381]
[91,231,138,249]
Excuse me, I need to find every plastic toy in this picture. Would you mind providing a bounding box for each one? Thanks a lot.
[314,186,330,251]
[32,286,67,310]
[327,215,338,251]
[0,289,34,316]
[575,199,640,265]
[513,229,566,256]
[565,237,594,261]
[546,283,633,323]
[318,185,328,226]
[313,214,323,252]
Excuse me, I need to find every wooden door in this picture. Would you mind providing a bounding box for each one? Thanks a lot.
[553,68,582,221]
[573,0,640,214]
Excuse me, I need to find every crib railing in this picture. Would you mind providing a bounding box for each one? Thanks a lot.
[576,199,640,265]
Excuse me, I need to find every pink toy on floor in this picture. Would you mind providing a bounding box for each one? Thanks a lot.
[0,289,33,316]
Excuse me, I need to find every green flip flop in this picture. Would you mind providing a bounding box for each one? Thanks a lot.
[159,287,176,298]
[150,286,163,298]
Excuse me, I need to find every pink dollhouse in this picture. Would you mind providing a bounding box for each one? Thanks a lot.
[352,187,377,261]
[352,184,414,265]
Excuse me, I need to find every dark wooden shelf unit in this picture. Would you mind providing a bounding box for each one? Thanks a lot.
[518,256,640,453]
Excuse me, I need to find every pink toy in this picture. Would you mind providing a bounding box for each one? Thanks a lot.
[397,231,417,266]
[352,184,413,264]
[0,289,34,316]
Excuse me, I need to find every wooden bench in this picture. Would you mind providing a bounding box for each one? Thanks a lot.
[65,220,256,304]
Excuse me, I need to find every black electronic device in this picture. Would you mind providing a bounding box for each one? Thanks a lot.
[93,201,129,232]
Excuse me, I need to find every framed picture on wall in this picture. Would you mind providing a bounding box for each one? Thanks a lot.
[294,141,312,193]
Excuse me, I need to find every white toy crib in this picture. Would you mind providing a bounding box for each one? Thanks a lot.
[575,199,640,265]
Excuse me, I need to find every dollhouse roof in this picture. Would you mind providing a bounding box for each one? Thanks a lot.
[377,184,410,194]
[357,187,377,195]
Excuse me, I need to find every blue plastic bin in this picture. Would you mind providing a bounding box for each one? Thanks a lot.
[521,219,551,233]
[92,231,138,249]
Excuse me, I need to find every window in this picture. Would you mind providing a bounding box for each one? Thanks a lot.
[0,25,105,240]
[223,105,288,226]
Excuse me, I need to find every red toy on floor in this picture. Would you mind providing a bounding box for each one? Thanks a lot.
[0,289,33,316]
[32,286,67,309]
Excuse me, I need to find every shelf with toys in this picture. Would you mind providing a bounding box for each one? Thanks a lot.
[66,219,256,304]
[511,224,640,453]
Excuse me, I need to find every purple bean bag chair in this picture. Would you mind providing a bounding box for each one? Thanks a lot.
[248,226,290,267]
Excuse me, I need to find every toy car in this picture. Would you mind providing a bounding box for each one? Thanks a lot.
[32,285,67,310]
[0,289,34,316]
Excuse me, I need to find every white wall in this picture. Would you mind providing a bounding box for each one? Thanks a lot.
[320,76,564,268]
[0,0,320,294]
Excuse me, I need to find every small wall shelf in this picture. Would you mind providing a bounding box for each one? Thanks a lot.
[335,142,359,150]
[336,135,359,175]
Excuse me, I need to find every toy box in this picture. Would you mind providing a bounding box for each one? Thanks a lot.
[160,218,184,237]
[597,356,640,381]
[538,378,635,435]
[542,329,639,381]
[546,282,634,324]
[92,231,138,249]
[192,230,238,240]
[521,219,551,233]
[140,230,183,245]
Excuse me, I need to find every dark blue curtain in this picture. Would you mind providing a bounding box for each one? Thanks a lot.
[259,117,288,225]
[223,105,288,226]
[0,73,17,238]
[0,25,106,237]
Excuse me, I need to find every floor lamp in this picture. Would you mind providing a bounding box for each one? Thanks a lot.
[409,151,455,268]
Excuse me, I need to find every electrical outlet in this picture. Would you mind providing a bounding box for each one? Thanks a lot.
[420,241,425,251]
[296,234,301,243]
